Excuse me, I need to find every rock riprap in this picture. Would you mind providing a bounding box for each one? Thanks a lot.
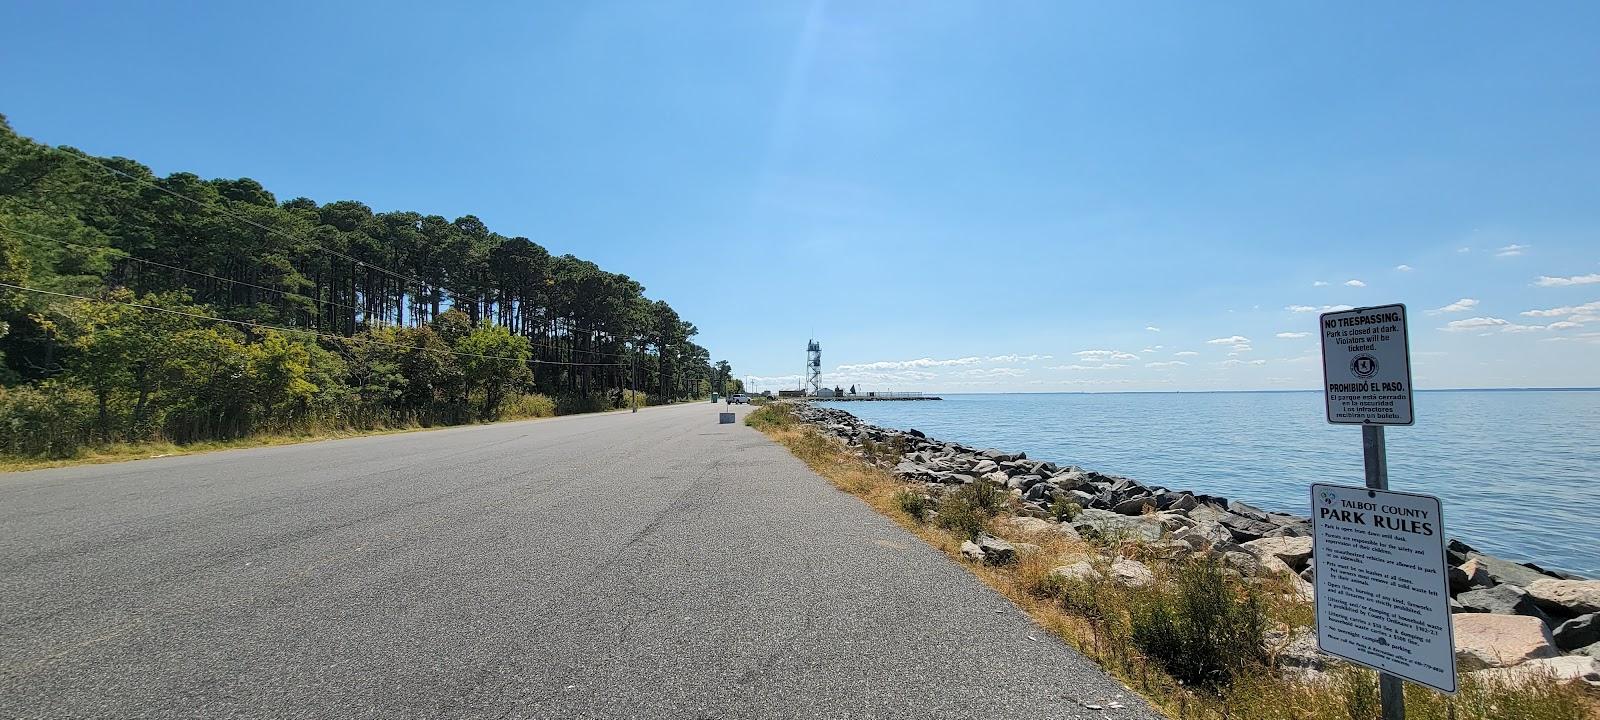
[784,402,1596,676]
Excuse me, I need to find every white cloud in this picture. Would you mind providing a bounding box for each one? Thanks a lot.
[1174,351,1200,357]
[1521,301,1600,318]
[1220,359,1267,367]
[1396,264,1413,272]
[835,357,982,371]
[1496,244,1529,257]
[1275,331,1310,339]
[825,370,940,385]
[1534,273,1600,287]
[986,354,1053,363]
[1145,326,1161,332]
[1286,304,1355,313]
[959,367,1027,378]
[1227,344,1253,355]
[1345,279,1367,287]
[1430,298,1478,314]
[1146,361,1188,368]
[1047,363,1128,371]
[1312,281,1329,287]
[1205,335,1250,345]
[1441,317,1509,332]
[1074,350,1139,361]
[1458,247,1471,253]
[1545,321,1583,331]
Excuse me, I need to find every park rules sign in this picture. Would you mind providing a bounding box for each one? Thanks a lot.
[1312,483,1457,694]
[1320,304,1414,425]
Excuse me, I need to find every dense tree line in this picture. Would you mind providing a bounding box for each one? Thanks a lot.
[0,115,741,458]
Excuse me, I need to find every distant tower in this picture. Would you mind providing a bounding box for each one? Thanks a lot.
[806,339,822,395]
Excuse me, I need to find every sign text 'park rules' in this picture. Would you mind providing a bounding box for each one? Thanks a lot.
[1320,304,1414,425]
[1312,483,1457,694]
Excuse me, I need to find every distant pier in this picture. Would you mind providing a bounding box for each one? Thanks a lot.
[800,392,941,402]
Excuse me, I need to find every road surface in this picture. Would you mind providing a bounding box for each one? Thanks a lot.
[1,402,1158,719]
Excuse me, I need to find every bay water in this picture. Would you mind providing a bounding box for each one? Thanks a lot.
[820,390,1600,577]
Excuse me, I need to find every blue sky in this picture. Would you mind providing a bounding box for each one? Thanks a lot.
[3,2,1597,392]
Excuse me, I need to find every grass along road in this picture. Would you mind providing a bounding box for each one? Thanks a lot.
[744,403,1597,720]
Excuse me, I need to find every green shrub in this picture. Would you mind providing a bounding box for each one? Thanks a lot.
[932,481,1010,540]
[934,496,990,540]
[554,392,611,416]
[744,403,795,431]
[501,393,556,420]
[863,435,907,465]
[1130,559,1267,692]
[0,381,98,458]
[1332,667,1381,720]
[894,489,929,522]
[615,388,648,410]
[957,479,1010,515]
[1050,493,1083,521]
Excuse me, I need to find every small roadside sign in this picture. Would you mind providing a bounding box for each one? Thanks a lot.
[1320,304,1414,425]
[1312,482,1457,695]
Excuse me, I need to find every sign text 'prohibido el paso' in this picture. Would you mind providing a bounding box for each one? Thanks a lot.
[1312,483,1456,694]
[1320,304,1414,425]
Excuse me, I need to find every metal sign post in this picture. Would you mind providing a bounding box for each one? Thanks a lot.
[1362,424,1406,720]
[1316,304,1455,715]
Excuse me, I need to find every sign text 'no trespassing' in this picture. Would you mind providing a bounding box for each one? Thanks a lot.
[1320,304,1414,425]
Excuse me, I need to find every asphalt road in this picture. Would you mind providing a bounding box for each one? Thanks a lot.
[1,402,1159,719]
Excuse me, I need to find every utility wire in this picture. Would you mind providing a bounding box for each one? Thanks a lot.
[0,282,626,367]
[2,224,364,315]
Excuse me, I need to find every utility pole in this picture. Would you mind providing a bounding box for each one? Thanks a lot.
[631,338,639,413]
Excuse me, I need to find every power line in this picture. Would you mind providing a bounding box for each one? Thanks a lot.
[0,282,626,368]
[2,223,365,315]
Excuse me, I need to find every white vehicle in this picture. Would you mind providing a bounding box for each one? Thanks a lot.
[729,394,750,404]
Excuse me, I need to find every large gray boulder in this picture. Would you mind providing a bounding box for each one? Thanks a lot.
[1110,558,1156,588]
[1173,522,1234,550]
[1049,560,1101,583]
[1071,509,1163,543]
[1470,554,1557,588]
[1162,492,1199,512]
[1450,558,1492,594]
[1266,627,1335,679]
[1554,613,1600,651]
[1470,656,1600,687]
[1227,500,1271,522]
[1242,536,1314,572]
[1112,495,1157,516]
[960,533,1017,565]
[1453,614,1558,669]
[1526,579,1600,615]
[1219,513,1279,542]
[1455,584,1552,624]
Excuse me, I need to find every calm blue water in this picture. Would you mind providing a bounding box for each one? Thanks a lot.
[821,391,1600,577]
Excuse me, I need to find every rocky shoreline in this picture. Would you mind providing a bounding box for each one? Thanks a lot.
[789,403,1600,685]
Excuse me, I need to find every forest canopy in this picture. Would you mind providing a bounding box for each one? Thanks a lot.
[0,114,741,458]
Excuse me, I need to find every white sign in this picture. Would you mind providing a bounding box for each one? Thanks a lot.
[1312,483,1456,694]
[1320,304,1414,425]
